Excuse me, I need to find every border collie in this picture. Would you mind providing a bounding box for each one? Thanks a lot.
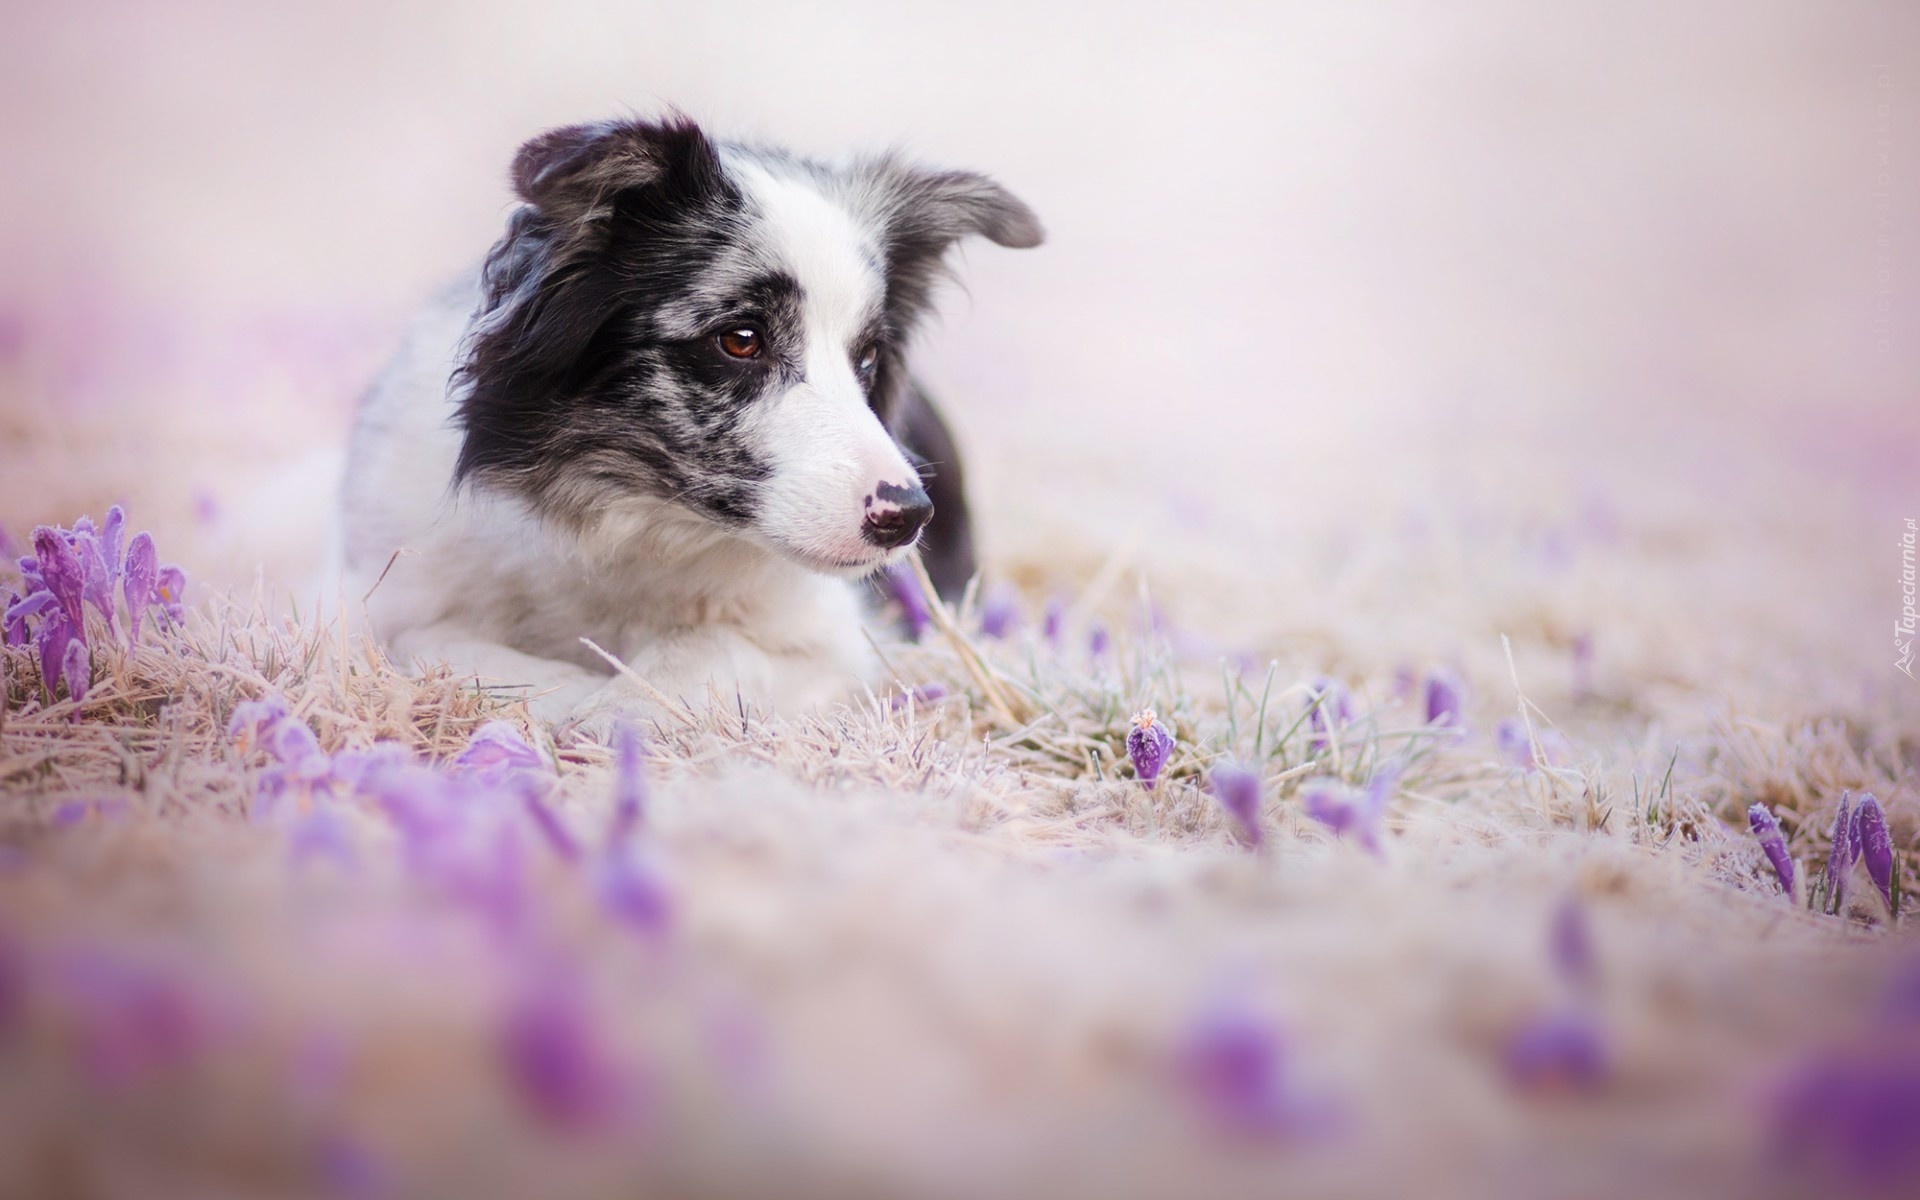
[338,115,1041,731]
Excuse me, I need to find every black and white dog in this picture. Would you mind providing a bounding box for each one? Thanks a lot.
[338,115,1040,728]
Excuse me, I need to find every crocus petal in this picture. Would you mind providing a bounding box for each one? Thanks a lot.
[1748,804,1796,897]
[60,637,89,709]
[72,530,116,631]
[454,720,550,778]
[30,527,86,632]
[36,614,74,694]
[1179,1000,1288,1134]
[1853,794,1895,912]
[1126,709,1175,789]
[99,505,125,578]
[121,533,158,647]
[1828,793,1859,913]
[1088,623,1110,660]
[1208,763,1264,848]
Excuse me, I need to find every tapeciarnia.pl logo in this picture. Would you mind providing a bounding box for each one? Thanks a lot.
[1899,517,1917,679]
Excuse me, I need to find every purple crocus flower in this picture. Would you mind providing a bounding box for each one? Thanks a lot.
[121,532,158,647]
[499,981,627,1133]
[287,806,358,871]
[1042,597,1066,647]
[31,527,86,633]
[1208,763,1264,848]
[889,683,947,712]
[1749,804,1796,897]
[1503,1009,1607,1094]
[154,564,187,623]
[1424,668,1465,727]
[1828,792,1860,914]
[1305,676,1350,755]
[1088,622,1110,660]
[979,584,1019,640]
[453,721,549,778]
[1126,709,1175,789]
[883,563,929,641]
[60,637,89,711]
[1300,766,1400,856]
[1853,793,1895,913]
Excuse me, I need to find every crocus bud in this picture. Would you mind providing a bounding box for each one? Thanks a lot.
[1748,804,1795,897]
[1852,794,1894,913]
[1127,709,1175,789]
[1827,793,1859,914]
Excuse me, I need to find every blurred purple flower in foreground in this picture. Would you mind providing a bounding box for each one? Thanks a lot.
[1748,804,1796,898]
[1550,895,1596,991]
[1770,1045,1920,1192]
[1207,763,1264,848]
[1852,793,1895,914]
[1503,1010,1607,1095]
[1178,997,1336,1139]
[1127,709,1175,789]
[1300,767,1400,856]
[500,979,630,1134]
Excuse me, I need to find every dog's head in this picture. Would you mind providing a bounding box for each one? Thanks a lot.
[452,115,1041,578]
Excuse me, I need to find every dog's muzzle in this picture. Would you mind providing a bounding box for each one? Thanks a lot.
[861,481,934,550]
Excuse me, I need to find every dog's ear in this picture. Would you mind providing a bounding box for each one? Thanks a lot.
[508,115,732,224]
[857,157,1043,336]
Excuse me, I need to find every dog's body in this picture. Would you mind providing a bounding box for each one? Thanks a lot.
[338,117,1038,727]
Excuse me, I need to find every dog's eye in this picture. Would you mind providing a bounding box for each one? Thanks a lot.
[854,345,879,379]
[717,327,762,360]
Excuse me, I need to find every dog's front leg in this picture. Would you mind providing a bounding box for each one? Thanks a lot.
[389,622,606,723]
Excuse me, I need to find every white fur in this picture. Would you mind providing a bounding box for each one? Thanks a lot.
[338,162,928,732]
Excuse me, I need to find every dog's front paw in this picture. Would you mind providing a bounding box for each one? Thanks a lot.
[558,679,664,744]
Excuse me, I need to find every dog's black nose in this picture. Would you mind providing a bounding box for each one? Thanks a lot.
[862,483,934,550]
